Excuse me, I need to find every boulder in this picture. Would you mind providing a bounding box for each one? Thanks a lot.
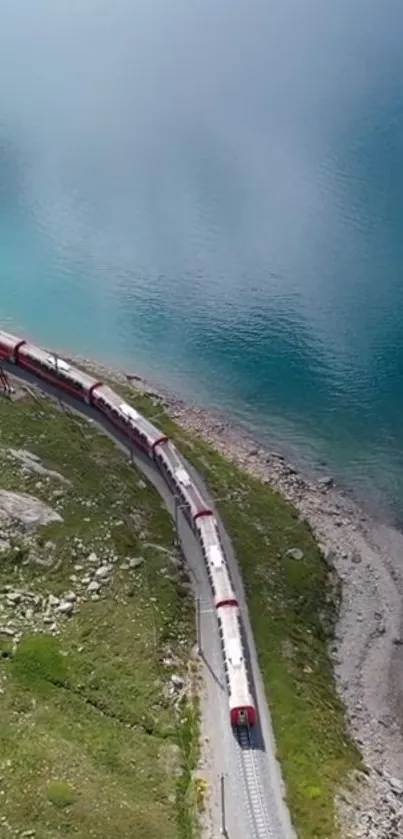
[285,548,304,561]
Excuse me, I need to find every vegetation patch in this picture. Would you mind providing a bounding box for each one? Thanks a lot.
[47,780,76,809]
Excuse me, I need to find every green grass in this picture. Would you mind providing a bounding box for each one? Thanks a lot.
[0,394,200,839]
[101,375,362,839]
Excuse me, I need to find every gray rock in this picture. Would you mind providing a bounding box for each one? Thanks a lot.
[325,550,337,567]
[63,591,77,603]
[0,489,62,531]
[285,548,304,561]
[8,449,70,486]
[87,580,101,593]
[170,674,185,689]
[6,591,22,605]
[57,600,75,615]
[351,551,362,564]
[87,552,98,564]
[128,557,144,569]
[389,777,403,796]
[95,565,112,579]
[318,476,334,488]
[48,594,60,607]
[44,541,56,552]
[270,451,285,461]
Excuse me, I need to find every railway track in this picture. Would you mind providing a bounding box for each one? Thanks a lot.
[238,727,274,839]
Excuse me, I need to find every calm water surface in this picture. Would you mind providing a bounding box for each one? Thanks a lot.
[1,0,403,520]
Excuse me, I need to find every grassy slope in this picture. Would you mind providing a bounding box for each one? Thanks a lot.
[112,382,362,839]
[0,395,199,839]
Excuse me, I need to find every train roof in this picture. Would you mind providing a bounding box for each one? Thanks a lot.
[207,544,224,569]
[94,385,166,444]
[175,466,192,487]
[218,606,252,707]
[227,637,244,668]
[158,442,212,516]
[18,344,99,387]
[196,513,221,544]
[218,608,243,654]
[120,402,140,421]
[205,541,236,606]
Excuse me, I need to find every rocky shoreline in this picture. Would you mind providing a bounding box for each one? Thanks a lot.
[63,354,403,837]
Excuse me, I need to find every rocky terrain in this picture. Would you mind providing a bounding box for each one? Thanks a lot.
[0,447,189,705]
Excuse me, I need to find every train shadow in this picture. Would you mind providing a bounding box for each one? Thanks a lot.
[199,649,226,692]
[233,720,265,752]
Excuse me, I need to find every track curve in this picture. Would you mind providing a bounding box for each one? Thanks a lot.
[1,358,296,839]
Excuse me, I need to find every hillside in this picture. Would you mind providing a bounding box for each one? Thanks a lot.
[0,389,199,839]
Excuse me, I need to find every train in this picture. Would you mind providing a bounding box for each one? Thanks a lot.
[0,329,257,728]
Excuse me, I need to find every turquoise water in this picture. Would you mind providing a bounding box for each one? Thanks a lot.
[1,0,403,519]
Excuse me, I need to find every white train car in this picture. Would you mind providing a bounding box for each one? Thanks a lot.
[217,604,257,727]
[154,439,213,523]
[196,514,236,607]
[92,385,168,455]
